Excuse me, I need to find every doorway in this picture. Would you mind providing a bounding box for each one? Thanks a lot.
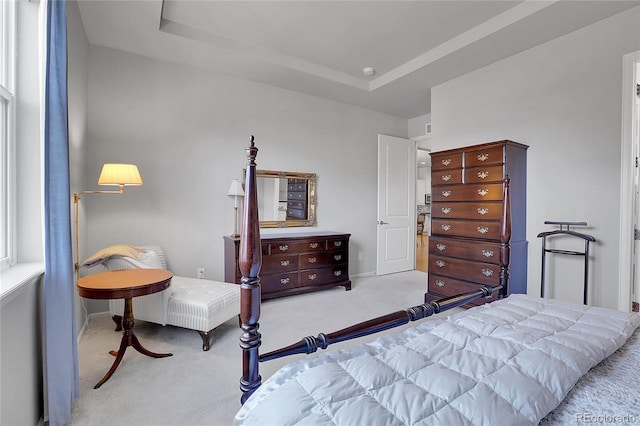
[416,147,431,272]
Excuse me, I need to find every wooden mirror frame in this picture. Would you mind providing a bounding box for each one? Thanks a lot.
[256,169,317,228]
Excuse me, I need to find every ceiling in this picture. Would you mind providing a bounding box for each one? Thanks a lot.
[76,1,639,119]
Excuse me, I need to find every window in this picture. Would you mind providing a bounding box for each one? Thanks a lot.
[1,0,16,269]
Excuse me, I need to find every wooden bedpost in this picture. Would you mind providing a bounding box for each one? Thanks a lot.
[499,177,512,298]
[239,136,262,404]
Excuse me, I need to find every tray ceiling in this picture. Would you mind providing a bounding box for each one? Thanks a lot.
[77,1,639,118]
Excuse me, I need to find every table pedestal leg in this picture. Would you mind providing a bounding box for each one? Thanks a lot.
[94,297,173,389]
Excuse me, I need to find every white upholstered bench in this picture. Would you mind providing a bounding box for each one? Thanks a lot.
[92,245,240,351]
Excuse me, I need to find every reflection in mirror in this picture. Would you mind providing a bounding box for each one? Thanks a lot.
[255,170,317,228]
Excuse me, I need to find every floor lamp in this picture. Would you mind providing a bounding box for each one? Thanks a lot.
[73,163,143,280]
[227,179,245,238]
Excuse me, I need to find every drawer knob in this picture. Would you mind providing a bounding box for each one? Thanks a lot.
[478,189,489,197]
[436,280,445,287]
[435,260,446,268]
[308,257,317,263]
[477,208,489,215]
[441,158,452,166]
[309,242,319,249]
[481,268,494,277]
[477,171,489,179]
[334,241,342,247]
[482,249,494,257]
[441,224,452,231]
[477,226,489,234]
[280,277,290,285]
[436,244,446,251]
[442,174,452,181]
[477,153,489,162]
[280,260,290,267]
[308,273,317,281]
[279,244,289,251]
[334,270,342,277]
[334,254,342,261]
[441,207,452,214]
[442,190,452,198]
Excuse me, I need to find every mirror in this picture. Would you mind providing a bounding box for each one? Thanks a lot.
[256,169,317,228]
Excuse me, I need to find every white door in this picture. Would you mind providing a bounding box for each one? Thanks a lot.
[621,51,640,312]
[376,134,416,275]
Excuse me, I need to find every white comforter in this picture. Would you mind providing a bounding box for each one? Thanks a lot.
[234,295,640,425]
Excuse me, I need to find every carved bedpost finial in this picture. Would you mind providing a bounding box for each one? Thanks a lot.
[246,136,258,163]
[239,136,262,404]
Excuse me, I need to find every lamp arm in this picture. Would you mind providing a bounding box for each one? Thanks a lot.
[73,185,126,281]
[73,186,125,203]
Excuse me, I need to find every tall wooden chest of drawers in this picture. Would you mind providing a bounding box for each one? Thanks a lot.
[426,140,528,305]
[224,232,351,300]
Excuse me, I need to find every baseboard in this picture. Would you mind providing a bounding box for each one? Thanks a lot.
[351,271,376,278]
[351,270,426,279]
[76,310,111,344]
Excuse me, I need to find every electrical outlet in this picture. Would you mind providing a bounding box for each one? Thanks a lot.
[358,252,363,261]
[197,268,205,279]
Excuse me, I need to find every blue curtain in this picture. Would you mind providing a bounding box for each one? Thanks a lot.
[42,1,79,425]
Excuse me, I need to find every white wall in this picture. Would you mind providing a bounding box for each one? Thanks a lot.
[408,113,431,139]
[0,274,44,426]
[2,2,46,424]
[82,46,408,289]
[431,7,640,309]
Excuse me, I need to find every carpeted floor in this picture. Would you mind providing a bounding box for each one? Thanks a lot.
[69,270,455,426]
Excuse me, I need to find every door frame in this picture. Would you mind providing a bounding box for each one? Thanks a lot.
[618,50,640,312]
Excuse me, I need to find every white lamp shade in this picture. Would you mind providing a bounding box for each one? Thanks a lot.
[98,164,143,186]
[227,179,245,197]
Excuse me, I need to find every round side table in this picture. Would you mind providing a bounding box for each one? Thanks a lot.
[77,269,173,388]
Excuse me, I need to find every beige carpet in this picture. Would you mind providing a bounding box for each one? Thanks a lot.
[69,270,457,426]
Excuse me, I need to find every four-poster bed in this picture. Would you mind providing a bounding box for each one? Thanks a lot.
[235,138,640,424]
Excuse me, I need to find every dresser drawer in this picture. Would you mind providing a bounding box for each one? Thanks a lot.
[264,239,326,255]
[261,272,300,293]
[464,164,505,184]
[432,183,504,202]
[431,152,463,171]
[432,218,502,240]
[327,238,348,250]
[431,201,503,220]
[286,208,307,219]
[431,168,463,186]
[429,256,501,285]
[287,191,307,201]
[429,237,503,264]
[428,275,500,303]
[261,254,299,274]
[465,145,505,167]
[300,265,347,285]
[288,182,307,192]
[287,200,306,210]
[300,251,347,268]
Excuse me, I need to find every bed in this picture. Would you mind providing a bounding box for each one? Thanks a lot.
[233,137,640,425]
